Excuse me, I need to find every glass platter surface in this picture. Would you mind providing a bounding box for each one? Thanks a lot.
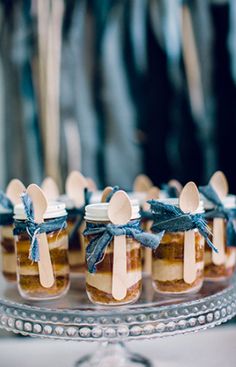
[0,273,235,343]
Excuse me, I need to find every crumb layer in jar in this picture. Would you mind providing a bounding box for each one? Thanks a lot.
[1,232,16,281]
[152,272,203,294]
[86,280,142,305]
[152,231,204,293]
[18,274,70,298]
[1,252,17,281]
[204,216,236,279]
[204,242,236,279]
[152,231,204,261]
[16,229,70,296]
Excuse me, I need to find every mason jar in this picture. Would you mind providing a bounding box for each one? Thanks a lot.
[0,207,16,281]
[84,203,142,305]
[203,195,236,281]
[14,202,70,300]
[152,199,205,294]
[59,195,87,275]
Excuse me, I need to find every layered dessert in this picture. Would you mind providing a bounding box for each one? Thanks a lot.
[67,214,86,274]
[140,219,152,275]
[59,196,86,274]
[15,228,70,300]
[85,235,142,305]
[84,202,142,305]
[204,219,236,280]
[14,201,70,300]
[1,224,16,281]
[152,231,204,294]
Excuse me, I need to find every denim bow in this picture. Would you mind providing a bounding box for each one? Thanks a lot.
[0,190,14,225]
[13,193,67,262]
[83,220,162,273]
[148,200,217,252]
[199,184,236,246]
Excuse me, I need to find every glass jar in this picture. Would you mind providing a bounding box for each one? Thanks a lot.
[59,195,86,275]
[203,196,236,281]
[0,208,16,281]
[151,199,205,294]
[84,203,142,305]
[14,202,70,300]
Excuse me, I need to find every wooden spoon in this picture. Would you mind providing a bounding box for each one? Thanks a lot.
[101,186,113,203]
[65,171,87,207]
[108,191,132,300]
[41,177,59,201]
[210,171,228,265]
[6,179,26,205]
[142,186,160,275]
[179,182,200,284]
[210,171,228,201]
[27,184,54,288]
[133,174,153,192]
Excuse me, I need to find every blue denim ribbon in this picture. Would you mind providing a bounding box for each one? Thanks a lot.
[199,184,236,246]
[13,193,67,262]
[83,220,161,273]
[148,200,217,252]
[0,190,14,225]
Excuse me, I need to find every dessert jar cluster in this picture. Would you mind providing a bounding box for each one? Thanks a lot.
[83,203,142,305]
[59,195,86,275]
[14,202,70,300]
[151,199,205,295]
[0,207,16,281]
[203,196,236,281]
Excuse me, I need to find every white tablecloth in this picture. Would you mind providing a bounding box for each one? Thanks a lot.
[0,326,235,367]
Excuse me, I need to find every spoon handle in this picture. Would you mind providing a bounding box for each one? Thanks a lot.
[112,236,127,301]
[212,218,225,265]
[183,230,197,284]
[38,233,55,288]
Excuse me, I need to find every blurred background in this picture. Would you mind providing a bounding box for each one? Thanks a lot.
[0,0,236,192]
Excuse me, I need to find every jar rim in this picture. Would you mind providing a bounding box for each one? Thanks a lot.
[156,198,205,214]
[201,194,236,210]
[85,202,140,222]
[14,201,67,220]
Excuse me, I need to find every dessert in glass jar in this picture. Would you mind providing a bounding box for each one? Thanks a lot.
[151,199,205,294]
[14,201,70,300]
[203,196,236,281]
[59,195,86,274]
[0,207,16,281]
[84,202,142,305]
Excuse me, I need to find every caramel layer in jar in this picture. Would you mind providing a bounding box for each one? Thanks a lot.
[152,231,204,294]
[15,228,70,300]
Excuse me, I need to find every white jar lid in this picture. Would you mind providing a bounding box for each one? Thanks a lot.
[14,201,67,220]
[155,198,205,214]
[0,205,12,215]
[58,194,77,210]
[201,194,236,210]
[85,202,140,222]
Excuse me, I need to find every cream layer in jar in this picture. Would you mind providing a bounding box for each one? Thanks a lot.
[14,201,70,300]
[201,195,236,281]
[152,198,205,294]
[84,202,142,305]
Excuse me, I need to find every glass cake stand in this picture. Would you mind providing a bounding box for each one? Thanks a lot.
[0,273,236,367]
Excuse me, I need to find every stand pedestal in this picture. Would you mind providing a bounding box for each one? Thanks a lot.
[75,342,152,367]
